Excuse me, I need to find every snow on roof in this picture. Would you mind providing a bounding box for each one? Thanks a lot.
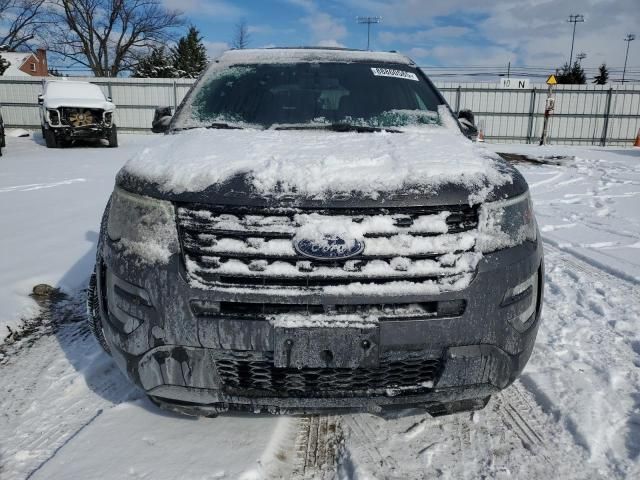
[0,51,33,76]
[122,108,511,201]
[216,48,414,66]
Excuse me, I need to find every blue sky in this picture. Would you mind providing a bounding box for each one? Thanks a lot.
[165,0,638,79]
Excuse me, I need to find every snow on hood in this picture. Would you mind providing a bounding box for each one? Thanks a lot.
[122,121,512,203]
[44,98,115,111]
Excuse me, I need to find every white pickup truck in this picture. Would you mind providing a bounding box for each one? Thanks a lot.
[39,80,117,148]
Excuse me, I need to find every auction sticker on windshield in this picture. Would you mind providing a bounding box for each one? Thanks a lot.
[371,67,419,81]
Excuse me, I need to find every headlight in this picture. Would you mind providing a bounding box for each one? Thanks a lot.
[477,191,537,253]
[48,109,60,125]
[107,187,179,264]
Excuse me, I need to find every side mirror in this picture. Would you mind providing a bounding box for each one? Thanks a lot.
[37,94,44,105]
[457,109,478,141]
[106,96,112,102]
[151,106,173,133]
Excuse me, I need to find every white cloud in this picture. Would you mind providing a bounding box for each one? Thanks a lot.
[342,0,639,71]
[302,11,347,46]
[203,41,229,59]
[162,0,245,17]
[318,39,346,48]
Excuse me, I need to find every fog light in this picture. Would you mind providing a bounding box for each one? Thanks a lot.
[502,271,539,331]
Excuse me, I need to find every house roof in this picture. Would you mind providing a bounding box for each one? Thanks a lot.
[0,51,35,77]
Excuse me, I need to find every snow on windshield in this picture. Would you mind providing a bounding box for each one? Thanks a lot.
[174,61,443,129]
[46,82,106,100]
[123,106,511,202]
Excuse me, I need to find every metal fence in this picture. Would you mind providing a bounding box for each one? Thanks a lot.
[437,82,640,146]
[1,76,639,145]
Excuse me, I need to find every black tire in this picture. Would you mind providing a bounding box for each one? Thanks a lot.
[44,128,59,148]
[87,269,111,354]
[108,125,118,148]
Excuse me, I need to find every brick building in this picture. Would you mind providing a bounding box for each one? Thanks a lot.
[0,49,48,77]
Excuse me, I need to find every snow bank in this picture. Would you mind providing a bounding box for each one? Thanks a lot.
[123,116,510,202]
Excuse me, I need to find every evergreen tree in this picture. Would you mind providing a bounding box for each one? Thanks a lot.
[593,63,609,85]
[556,61,586,84]
[132,46,177,78]
[172,26,208,78]
[0,54,10,76]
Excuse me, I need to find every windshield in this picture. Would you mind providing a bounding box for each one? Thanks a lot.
[173,62,444,130]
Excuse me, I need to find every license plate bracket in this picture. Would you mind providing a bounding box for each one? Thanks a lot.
[274,327,380,369]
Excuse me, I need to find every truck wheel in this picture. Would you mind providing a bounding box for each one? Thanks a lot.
[87,269,111,354]
[108,125,118,148]
[44,128,59,148]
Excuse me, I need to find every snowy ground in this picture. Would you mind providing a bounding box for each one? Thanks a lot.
[1,134,639,479]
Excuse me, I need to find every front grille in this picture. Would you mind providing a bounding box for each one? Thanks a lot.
[176,204,480,290]
[215,351,443,398]
[61,107,104,127]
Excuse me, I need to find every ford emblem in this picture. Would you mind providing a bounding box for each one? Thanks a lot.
[293,235,365,261]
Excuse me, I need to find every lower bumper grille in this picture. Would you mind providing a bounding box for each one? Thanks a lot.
[215,352,443,398]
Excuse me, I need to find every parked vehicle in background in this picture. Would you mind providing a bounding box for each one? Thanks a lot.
[88,48,544,418]
[0,107,5,156]
[39,80,117,148]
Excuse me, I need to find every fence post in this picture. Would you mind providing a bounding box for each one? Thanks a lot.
[455,85,461,114]
[600,87,613,147]
[173,80,178,111]
[107,81,113,101]
[526,87,537,144]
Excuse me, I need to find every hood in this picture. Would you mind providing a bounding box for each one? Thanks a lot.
[117,127,527,208]
[44,97,115,111]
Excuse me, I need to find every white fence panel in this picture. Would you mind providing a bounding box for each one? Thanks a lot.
[0,76,638,145]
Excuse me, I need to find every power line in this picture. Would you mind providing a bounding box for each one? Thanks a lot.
[356,16,381,50]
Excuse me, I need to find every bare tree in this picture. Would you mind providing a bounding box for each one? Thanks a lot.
[231,20,250,49]
[0,0,47,50]
[44,0,184,77]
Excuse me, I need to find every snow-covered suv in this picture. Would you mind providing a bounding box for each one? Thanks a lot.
[39,80,117,148]
[88,48,544,417]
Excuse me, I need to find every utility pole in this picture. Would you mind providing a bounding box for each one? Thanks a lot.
[356,16,382,50]
[567,14,585,67]
[507,61,511,78]
[623,34,636,83]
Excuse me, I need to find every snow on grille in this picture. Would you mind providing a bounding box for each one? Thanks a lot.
[177,204,481,292]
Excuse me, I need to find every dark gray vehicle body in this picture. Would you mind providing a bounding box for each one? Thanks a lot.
[0,108,5,156]
[91,48,544,416]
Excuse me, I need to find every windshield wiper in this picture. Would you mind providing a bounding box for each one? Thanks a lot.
[274,123,401,133]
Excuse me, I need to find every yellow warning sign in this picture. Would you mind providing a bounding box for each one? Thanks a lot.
[546,74,558,85]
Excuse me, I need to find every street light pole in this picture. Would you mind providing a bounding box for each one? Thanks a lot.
[567,14,585,67]
[356,16,382,50]
[622,34,636,83]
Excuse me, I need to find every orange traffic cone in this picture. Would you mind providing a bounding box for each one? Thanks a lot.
[634,128,640,148]
[477,129,485,143]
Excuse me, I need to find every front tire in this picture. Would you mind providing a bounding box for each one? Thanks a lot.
[44,128,59,148]
[107,125,118,148]
[87,269,111,354]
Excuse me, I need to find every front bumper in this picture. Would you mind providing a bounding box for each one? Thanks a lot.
[49,124,112,139]
[96,235,544,414]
